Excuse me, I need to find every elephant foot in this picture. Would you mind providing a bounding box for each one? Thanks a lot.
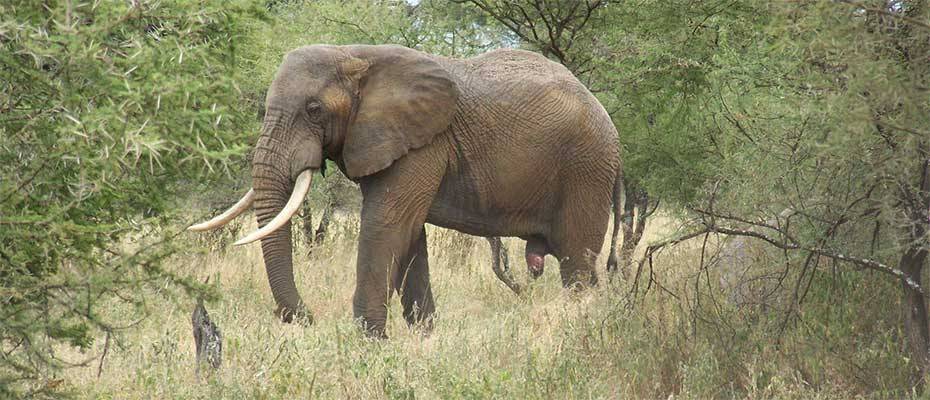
[414,321,434,337]
[404,309,435,336]
[606,254,618,274]
[357,318,388,339]
[560,261,599,290]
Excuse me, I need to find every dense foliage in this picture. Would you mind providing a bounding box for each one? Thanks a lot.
[0,0,260,396]
[698,0,930,384]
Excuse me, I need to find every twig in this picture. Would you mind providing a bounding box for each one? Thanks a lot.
[0,159,49,204]
[320,16,376,42]
[710,225,923,294]
[875,120,930,137]
[632,211,924,296]
[96,331,111,378]
[630,227,709,297]
[643,198,661,219]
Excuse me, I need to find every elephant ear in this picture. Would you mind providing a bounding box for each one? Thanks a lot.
[343,45,459,178]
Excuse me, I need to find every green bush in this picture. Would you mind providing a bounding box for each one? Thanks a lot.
[0,0,262,396]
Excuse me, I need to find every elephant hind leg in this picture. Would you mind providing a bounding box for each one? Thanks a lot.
[394,227,435,330]
[550,190,612,289]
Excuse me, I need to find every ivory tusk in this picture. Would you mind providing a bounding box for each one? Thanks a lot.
[234,170,313,246]
[188,189,256,232]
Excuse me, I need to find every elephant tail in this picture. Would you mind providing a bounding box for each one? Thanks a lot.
[606,164,624,273]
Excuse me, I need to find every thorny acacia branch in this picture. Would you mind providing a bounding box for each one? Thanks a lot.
[631,209,924,295]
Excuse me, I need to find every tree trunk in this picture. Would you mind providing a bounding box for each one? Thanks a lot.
[301,198,314,247]
[192,298,222,378]
[615,185,636,276]
[901,150,930,387]
[900,246,929,387]
[314,199,334,244]
[617,185,650,278]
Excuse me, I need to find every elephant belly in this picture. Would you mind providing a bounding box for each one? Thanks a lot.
[426,204,544,238]
[426,172,553,238]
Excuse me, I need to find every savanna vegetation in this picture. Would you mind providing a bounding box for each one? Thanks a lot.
[1,0,928,398]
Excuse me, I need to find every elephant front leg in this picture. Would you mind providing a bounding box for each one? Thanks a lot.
[395,227,435,330]
[353,220,423,338]
[352,160,443,338]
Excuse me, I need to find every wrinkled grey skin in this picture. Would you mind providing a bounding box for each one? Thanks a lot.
[244,44,622,337]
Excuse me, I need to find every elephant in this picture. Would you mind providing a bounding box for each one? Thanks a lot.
[189,44,623,337]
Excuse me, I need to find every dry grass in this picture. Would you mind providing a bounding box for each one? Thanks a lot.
[60,213,911,399]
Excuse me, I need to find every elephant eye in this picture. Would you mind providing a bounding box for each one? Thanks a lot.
[306,100,323,116]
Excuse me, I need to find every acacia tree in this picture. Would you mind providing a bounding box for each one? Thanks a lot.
[737,0,927,384]
[0,1,259,396]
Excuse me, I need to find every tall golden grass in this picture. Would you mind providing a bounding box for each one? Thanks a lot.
[62,213,910,398]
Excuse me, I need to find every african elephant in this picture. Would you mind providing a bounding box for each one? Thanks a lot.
[189,44,623,337]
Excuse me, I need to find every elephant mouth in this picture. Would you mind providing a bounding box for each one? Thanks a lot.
[187,168,317,245]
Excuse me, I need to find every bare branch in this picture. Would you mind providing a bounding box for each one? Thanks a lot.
[876,120,930,137]
[454,0,607,74]
[320,16,376,42]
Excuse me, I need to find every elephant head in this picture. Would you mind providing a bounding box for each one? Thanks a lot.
[188,45,459,322]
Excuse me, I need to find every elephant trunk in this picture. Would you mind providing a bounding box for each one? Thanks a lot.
[252,168,305,322]
[249,129,322,323]
[256,205,306,322]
